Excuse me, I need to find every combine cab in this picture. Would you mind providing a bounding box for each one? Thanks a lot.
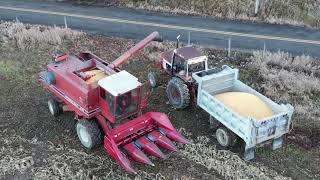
[39,32,190,173]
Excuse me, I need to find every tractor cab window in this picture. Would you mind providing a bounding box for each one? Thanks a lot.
[174,56,185,71]
[188,61,205,73]
[173,55,187,76]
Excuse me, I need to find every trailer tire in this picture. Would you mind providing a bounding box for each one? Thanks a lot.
[166,77,190,109]
[48,98,60,117]
[216,127,237,147]
[76,119,102,149]
[45,71,56,85]
[148,72,157,88]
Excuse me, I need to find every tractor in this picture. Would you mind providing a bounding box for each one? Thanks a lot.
[39,32,190,173]
[149,35,209,109]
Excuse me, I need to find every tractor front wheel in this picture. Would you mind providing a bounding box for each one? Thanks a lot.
[76,119,102,149]
[166,77,190,109]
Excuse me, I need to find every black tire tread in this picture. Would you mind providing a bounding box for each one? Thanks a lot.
[166,77,190,109]
[77,119,102,149]
[216,126,237,147]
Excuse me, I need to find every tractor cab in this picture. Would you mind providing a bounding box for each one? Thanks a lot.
[98,70,149,123]
[161,46,208,81]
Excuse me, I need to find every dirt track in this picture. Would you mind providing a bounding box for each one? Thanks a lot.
[0,22,319,179]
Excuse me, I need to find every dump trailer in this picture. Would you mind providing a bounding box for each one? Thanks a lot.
[192,65,294,160]
[39,31,190,173]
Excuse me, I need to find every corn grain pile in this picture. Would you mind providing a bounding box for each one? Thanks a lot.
[215,92,274,120]
[84,69,107,84]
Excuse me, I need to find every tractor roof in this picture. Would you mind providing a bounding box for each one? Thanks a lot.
[98,70,141,96]
[162,47,202,62]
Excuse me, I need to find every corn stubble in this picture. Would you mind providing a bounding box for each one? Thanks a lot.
[178,135,291,180]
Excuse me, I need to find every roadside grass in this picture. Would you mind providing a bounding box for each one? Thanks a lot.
[89,0,320,28]
[54,0,320,28]
[0,21,83,49]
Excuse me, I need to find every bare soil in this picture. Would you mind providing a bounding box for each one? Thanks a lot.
[0,26,319,179]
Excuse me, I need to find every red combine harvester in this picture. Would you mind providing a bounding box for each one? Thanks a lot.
[39,31,190,173]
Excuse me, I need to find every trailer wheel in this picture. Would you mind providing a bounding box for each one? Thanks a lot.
[45,71,56,85]
[166,77,190,109]
[148,72,157,88]
[47,98,60,117]
[76,119,101,149]
[216,127,237,147]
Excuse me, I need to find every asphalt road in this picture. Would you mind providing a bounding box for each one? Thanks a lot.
[0,0,320,57]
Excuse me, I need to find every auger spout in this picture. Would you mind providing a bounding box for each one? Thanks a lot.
[108,31,162,69]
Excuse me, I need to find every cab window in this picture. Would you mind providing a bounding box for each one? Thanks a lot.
[188,61,205,72]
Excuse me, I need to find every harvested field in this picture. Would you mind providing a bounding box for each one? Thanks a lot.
[0,22,319,179]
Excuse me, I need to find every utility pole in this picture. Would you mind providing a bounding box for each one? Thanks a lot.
[64,16,68,29]
[255,0,260,16]
[228,37,231,57]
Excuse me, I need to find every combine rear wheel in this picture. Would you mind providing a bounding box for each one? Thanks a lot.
[166,77,190,109]
[216,127,237,147]
[76,119,102,149]
[47,98,61,117]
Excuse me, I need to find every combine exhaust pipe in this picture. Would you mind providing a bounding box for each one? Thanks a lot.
[108,31,162,69]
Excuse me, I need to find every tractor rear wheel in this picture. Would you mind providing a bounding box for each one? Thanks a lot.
[216,126,237,147]
[47,98,60,117]
[76,119,102,149]
[166,77,190,109]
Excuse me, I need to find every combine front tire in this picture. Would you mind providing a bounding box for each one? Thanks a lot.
[216,127,237,147]
[76,119,102,149]
[48,98,60,117]
[166,77,190,109]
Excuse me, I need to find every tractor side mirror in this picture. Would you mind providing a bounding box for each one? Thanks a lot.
[176,35,181,48]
